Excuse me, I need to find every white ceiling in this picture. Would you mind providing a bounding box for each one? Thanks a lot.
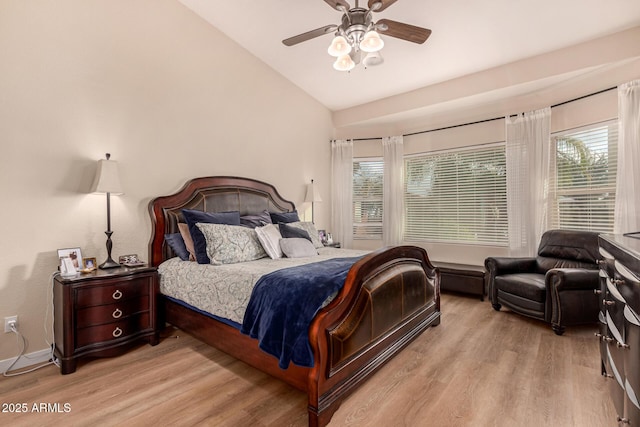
[179,0,640,112]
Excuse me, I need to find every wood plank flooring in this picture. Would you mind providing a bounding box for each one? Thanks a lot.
[0,293,616,426]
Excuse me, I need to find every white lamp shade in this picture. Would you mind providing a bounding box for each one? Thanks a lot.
[359,31,384,53]
[333,54,355,71]
[90,158,123,194]
[363,51,384,67]
[305,181,322,203]
[328,36,352,57]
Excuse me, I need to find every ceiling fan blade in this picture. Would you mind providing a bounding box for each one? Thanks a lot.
[368,0,398,12]
[377,19,431,44]
[324,0,350,12]
[282,25,338,46]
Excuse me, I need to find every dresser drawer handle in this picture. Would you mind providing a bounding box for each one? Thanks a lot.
[617,416,630,424]
[603,299,615,306]
[594,289,602,295]
[112,290,123,300]
[112,327,123,338]
[616,341,630,349]
[112,308,123,319]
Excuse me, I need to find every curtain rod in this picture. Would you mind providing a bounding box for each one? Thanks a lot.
[336,86,618,142]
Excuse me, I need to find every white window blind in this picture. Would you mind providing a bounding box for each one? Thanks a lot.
[550,121,618,232]
[404,144,507,245]
[353,159,383,239]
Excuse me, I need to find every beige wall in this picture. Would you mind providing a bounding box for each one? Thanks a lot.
[0,0,334,361]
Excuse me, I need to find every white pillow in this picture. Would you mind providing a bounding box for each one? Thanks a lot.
[287,221,324,248]
[280,238,318,258]
[255,223,283,259]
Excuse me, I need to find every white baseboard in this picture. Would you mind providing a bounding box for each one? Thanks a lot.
[0,348,54,374]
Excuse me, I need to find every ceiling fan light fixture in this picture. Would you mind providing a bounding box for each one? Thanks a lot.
[359,30,384,53]
[328,35,352,57]
[333,54,355,71]
[363,51,384,68]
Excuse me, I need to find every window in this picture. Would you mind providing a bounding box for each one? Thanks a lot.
[404,144,507,245]
[353,159,383,239]
[550,121,618,232]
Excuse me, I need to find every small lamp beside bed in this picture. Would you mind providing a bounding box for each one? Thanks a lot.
[304,179,322,224]
[90,153,123,269]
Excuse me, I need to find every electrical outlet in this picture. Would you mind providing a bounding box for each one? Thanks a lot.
[4,315,18,333]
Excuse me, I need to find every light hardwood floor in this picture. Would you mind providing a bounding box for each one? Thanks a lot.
[0,293,616,426]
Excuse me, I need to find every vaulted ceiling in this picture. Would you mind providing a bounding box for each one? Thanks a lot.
[179,0,640,116]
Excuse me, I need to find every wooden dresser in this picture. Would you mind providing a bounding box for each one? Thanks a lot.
[53,266,159,374]
[597,234,640,425]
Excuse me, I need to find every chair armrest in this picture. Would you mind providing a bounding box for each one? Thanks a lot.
[485,257,537,276]
[546,268,599,291]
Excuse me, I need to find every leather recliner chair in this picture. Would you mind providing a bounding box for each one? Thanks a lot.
[485,229,600,335]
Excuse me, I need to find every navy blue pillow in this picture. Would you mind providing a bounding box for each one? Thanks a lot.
[182,209,241,264]
[279,223,312,242]
[269,211,300,224]
[240,210,272,228]
[165,233,190,261]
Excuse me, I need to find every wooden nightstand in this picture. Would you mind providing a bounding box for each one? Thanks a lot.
[53,266,159,374]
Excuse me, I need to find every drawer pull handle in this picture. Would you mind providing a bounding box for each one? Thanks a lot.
[112,327,123,338]
[594,289,602,295]
[112,308,123,319]
[603,299,615,306]
[613,279,624,285]
[617,416,630,424]
[112,290,123,300]
[616,341,630,349]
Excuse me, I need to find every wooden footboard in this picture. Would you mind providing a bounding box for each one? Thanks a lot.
[307,245,440,426]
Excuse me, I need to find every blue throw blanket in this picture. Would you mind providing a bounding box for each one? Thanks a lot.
[241,257,361,369]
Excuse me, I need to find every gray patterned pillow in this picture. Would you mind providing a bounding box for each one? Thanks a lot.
[196,223,267,265]
[288,221,324,248]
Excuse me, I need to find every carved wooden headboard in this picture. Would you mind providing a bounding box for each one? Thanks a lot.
[148,176,295,267]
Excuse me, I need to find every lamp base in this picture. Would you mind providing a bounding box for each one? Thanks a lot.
[99,258,120,269]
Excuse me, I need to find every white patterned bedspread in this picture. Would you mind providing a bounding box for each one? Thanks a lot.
[158,247,369,325]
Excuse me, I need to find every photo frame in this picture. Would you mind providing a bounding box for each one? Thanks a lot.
[57,247,83,272]
[318,229,327,244]
[82,257,97,270]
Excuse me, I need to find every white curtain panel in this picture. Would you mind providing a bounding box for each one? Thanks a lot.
[331,139,354,248]
[505,107,551,256]
[614,80,640,234]
[382,136,404,246]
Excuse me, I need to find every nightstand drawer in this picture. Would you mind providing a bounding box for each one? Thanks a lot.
[76,312,151,348]
[76,278,150,307]
[76,296,150,328]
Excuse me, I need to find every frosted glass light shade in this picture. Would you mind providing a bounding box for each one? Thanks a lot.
[328,36,352,57]
[360,31,384,53]
[333,54,355,71]
[363,51,384,67]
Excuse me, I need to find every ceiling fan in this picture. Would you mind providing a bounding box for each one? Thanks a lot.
[282,0,431,71]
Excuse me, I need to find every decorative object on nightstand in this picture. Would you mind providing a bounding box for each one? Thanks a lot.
[53,266,159,374]
[91,153,124,269]
[304,179,322,224]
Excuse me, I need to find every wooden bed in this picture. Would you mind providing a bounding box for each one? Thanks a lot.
[148,176,441,426]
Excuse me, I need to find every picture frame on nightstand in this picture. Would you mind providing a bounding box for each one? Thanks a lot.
[82,257,97,272]
[57,247,82,272]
